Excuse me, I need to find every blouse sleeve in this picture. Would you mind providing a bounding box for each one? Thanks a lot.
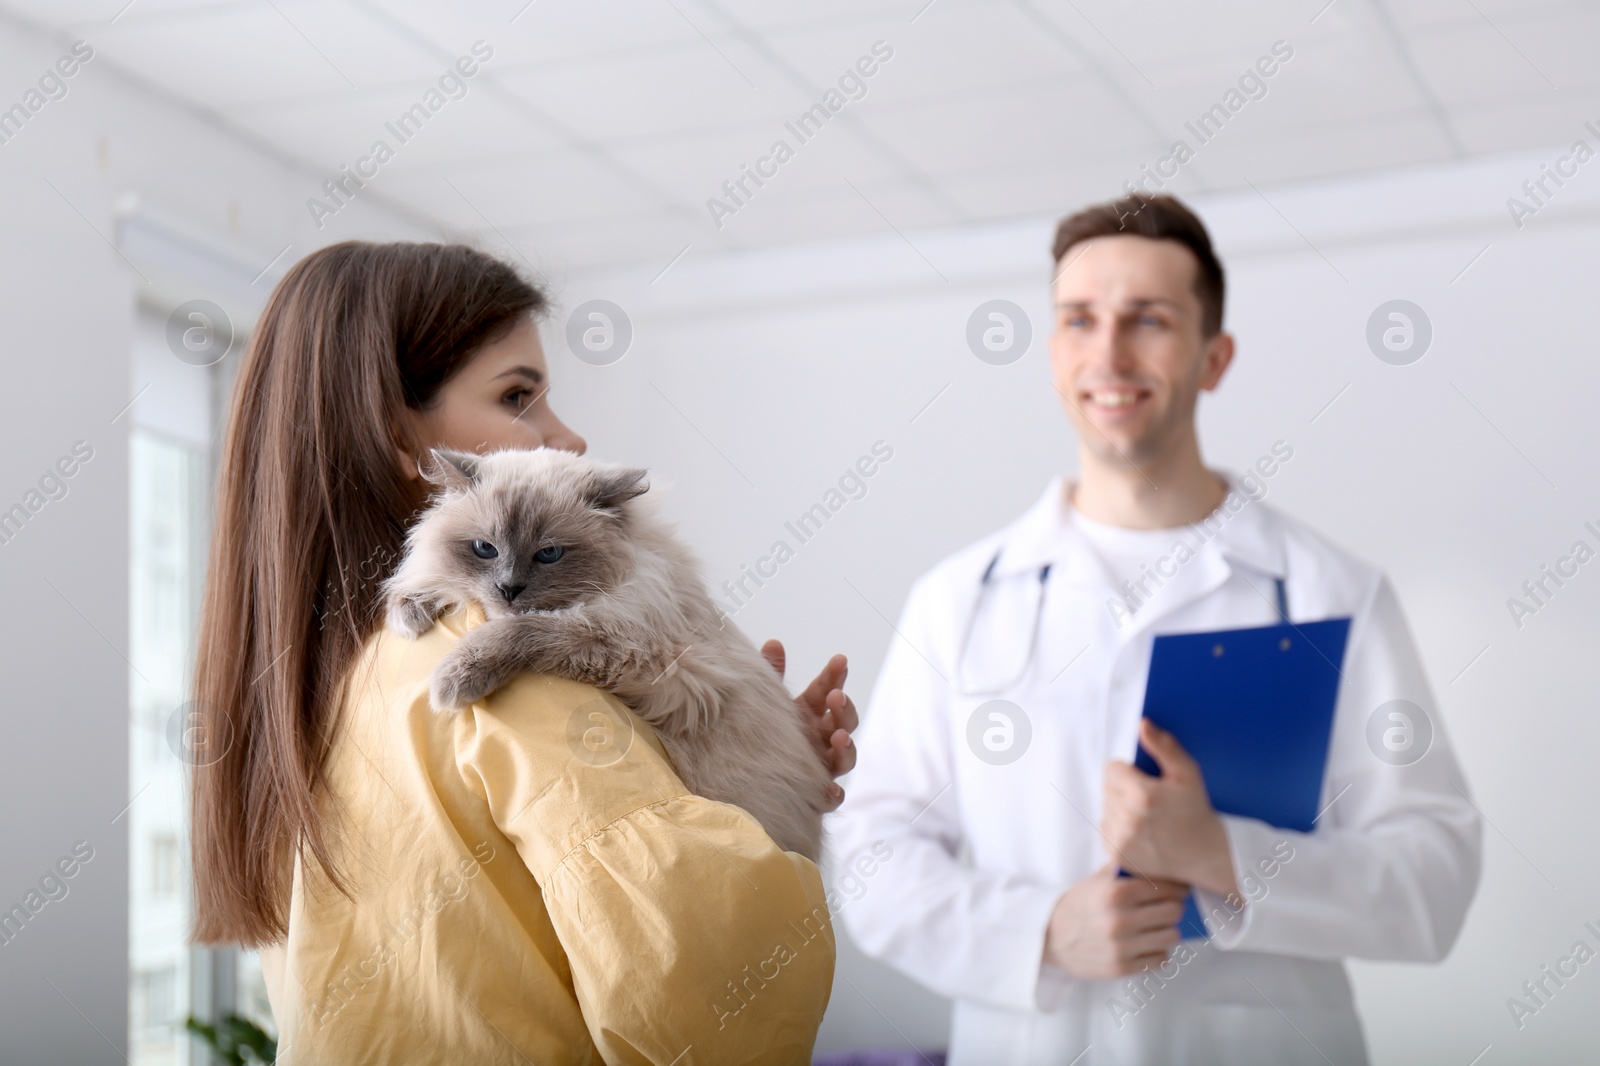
[452,672,835,1065]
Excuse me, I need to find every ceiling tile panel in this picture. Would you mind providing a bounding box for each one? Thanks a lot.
[380,152,662,230]
[853,75,1153,178]
[492,38,780,142]
[228,85,569,172]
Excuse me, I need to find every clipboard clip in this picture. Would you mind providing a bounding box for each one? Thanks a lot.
[1211,577,1290,658]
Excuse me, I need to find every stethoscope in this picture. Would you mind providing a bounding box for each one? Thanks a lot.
[956,552,1051,697]
[954,547,1291,697]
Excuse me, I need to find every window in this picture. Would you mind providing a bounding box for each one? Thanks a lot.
[120,210,279,1064]
[129,424,204,1066]
[151,835,179,898]
[134,966,179,1037]
[128,296,271,1064]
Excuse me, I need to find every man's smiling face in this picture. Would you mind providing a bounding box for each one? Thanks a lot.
[1049,234,1233,469]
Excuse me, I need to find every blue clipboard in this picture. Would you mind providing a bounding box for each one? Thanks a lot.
[1119,578,1352,939]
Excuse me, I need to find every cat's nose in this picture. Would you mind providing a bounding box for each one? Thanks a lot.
[496,583,525,604]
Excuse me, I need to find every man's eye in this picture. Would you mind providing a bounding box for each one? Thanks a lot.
[1139,314,1165,328]
[472,539,499,559]
[534,546,565,564]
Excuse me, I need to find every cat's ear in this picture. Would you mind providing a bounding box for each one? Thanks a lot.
[590,466,649,513]
[421,448,479,492]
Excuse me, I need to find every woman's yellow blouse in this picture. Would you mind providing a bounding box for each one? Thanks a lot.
[260,600,835,1065]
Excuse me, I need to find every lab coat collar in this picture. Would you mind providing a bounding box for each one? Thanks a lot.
[988,467,1288,586]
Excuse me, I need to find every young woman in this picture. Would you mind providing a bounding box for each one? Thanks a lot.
[189,242,857,1063]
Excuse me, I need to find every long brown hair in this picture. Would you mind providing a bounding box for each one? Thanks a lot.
[190,241,547,947]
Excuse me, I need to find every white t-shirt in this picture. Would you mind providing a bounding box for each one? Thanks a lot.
[1068,505,1211,615]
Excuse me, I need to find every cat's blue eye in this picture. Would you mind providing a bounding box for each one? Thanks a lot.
[533,545,565,564]
[471,539,499,560]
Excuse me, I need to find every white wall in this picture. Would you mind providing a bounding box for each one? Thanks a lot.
[551,148,1600,1063]
[0,13,432,1061]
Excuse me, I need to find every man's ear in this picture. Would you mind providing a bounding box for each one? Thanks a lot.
[590,466,649,513]
[421,448,480,491]
[1199,331,1235,392]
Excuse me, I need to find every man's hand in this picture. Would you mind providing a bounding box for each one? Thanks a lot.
[761,640,858,811]
[1044,862,1189,979]
[1102,719,1239,899]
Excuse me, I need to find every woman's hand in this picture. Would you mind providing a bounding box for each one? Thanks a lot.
[761,640,858,811]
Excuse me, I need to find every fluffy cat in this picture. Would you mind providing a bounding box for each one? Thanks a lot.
[380,446,830,861]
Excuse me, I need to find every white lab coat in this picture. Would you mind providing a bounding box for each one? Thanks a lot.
[829,470,1481,1066]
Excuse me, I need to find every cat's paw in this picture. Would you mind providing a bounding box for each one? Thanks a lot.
[428,643,506,714]
[387,595,437,640]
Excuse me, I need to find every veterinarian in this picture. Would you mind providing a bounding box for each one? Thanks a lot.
[830,194,1481,1064]
[188,242,857,1064]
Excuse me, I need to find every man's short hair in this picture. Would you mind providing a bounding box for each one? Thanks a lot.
[1051,194,1226,337]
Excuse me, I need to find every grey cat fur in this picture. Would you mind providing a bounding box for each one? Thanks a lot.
[380,445,830,861]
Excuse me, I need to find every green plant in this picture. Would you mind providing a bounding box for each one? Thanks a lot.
[184,1013,277,1064]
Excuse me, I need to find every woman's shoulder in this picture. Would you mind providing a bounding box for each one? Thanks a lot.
[364,600,689,875]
